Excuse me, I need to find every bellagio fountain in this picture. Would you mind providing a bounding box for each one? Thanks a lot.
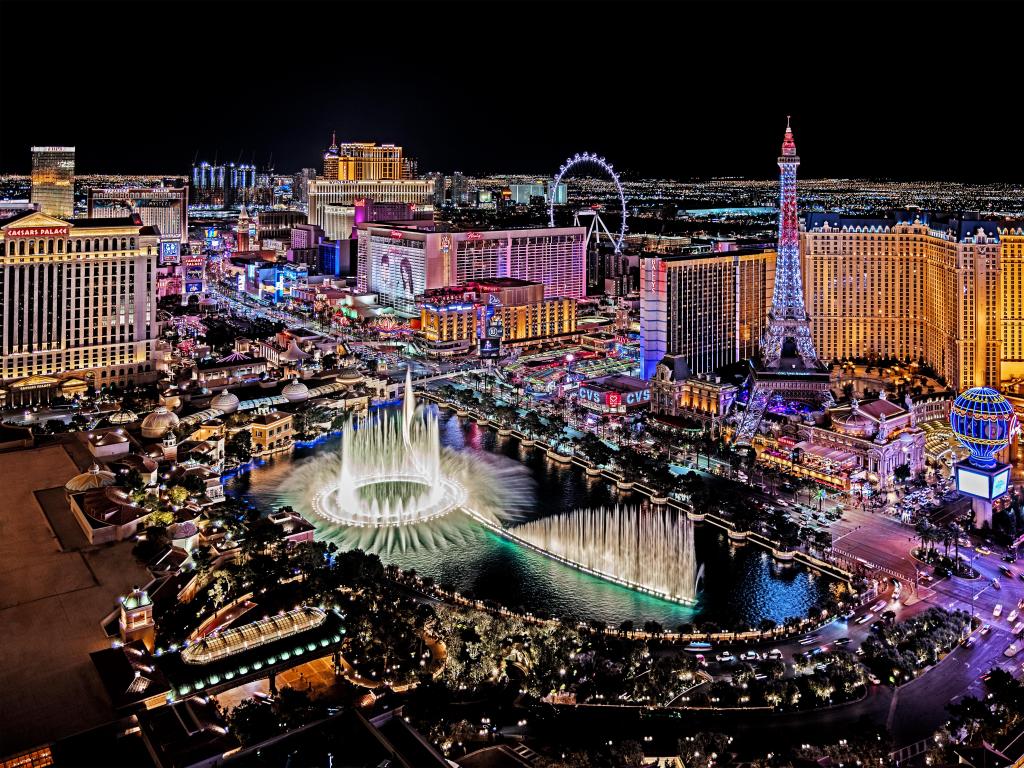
[311,369,468,527]
[303,368,701,604]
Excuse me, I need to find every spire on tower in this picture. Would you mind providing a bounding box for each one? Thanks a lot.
[329,131,338,151]
[781,116,797,157]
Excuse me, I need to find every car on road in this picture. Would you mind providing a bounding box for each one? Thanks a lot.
[798,635,819,645]
[993,578,1002,590]
[1014,622,1024,636]
[835,637,851,646]
[1005,643,1021,658]
[867,673,881,685]
[1008,609,1019,624]
[964,636,976,648]
[981,624,991,635]
[739,650,760,662]
[994,605,1003,618]
[977,547,993,556]
[1004,554,1018,563]
[870,621,886,633]
[715,651,736,663]
[871,600,887,612]
[855,612,874,625]
[766,649,784,660]
[841,610,856,621]
[1002,566,1016,579]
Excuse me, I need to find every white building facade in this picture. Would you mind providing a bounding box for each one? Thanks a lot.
[356,223,586,314]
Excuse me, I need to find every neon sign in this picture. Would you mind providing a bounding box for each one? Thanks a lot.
[6,226,68,238]
[578,387,650,407]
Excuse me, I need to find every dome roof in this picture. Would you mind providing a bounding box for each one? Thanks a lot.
[950,387,1020,469]
[336,367,364,384]
[282,378,310,402]
[122,586,151,611]
[829,406,874,438]
[140,405,180,439]
[65,463,117,492]
[211,390,240,414]
[108,409,138,425]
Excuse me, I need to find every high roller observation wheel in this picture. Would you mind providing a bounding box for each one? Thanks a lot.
[549,152,627,254]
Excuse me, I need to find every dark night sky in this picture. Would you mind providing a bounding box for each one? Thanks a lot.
[2,1,1021,181]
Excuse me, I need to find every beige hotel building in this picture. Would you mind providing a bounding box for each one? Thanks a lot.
[801,212,1024,391]
[0,211,160,404]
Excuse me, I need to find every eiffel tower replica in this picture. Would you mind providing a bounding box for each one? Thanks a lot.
[734,118,830,446]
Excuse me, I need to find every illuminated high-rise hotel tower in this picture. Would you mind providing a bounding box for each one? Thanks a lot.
[734,118,829,445]
[31,146,75,218]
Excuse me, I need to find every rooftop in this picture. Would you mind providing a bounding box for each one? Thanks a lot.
[804,210,1021,240]
[250,410,290,426]
[358,220,584,236]
[580,374,649,392]
[90,642,172,711]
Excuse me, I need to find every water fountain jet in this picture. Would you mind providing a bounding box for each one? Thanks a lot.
[508,505,703,605]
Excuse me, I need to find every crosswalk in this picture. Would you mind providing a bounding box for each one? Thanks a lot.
[511,744,543,765]
[889,737,932,763]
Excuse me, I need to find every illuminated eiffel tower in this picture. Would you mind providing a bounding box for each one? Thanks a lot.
[734,118,829,447]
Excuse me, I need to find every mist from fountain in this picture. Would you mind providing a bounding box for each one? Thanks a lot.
[295,368,535,553]
[510,505,703,605]
[312,368,466,527]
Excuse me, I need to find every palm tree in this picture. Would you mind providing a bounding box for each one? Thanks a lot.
[915,519,935,557]
[948,522,962,569]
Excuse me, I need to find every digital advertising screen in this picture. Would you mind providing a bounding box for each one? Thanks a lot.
[479,338,501,359]
[956,465,991,500]
[993,467,1010,497]
[159,240,180,266]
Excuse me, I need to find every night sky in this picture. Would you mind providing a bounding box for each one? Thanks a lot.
[2,1,1021,181]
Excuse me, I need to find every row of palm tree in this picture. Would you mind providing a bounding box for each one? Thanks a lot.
[915,518,965,569]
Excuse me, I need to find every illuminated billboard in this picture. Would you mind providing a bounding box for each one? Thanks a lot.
[956,466,990,499]
[159,240,180,266]
[578,387,650,407]
[993,466,1010,497]
[955,463,1011,501]
[479,338,501,359]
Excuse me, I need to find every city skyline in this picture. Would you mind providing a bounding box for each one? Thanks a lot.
[2,2,1024,766]
[2,2,1024,181]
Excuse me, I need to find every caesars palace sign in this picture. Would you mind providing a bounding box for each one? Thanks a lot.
[5,226,70,238]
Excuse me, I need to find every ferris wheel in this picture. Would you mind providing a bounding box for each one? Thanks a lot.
[549,152,627,254]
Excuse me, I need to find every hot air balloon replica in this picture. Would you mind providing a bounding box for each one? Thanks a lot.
[949,387,1020,528]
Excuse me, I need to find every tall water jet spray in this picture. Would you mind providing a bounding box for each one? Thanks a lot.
[312,368,467,527]
[509,506,703,605]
